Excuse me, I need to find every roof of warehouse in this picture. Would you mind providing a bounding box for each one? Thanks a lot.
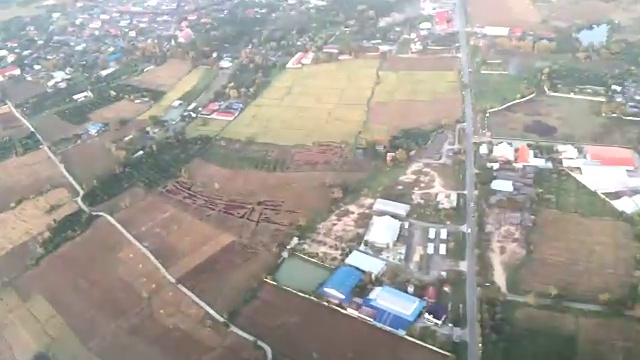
[318,266,363,300]
[344,250,387,275]
[366,286,426,320]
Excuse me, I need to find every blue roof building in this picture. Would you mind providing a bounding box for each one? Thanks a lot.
[362,286,426,334]
[317,266,363,305]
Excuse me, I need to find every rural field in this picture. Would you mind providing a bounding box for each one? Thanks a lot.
[0,149,69,210]
[472,73,534,110]
[185,119,230,138]
[5,218,263,360]
[221,59,379,145]
[59,140,120,186]
[127,59,193,92]
[0,188,76,258]
[28,114,81,144]
[382,56,458,72]
[468,0,541,28]
[137,66,212,120]
[512,209,637,301]
[88,99,150,124]
[0,106,29,138]
[0,78,47,105]
[491,305,640,360]
[488,95,640,146]
[235,282,450,360]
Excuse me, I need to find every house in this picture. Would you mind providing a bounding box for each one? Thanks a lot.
[0,66,21,81]
[585,145,637,169]
[317,266,364,305]
[372,198,411,218]
[492,142,514,161]
[361,286,427,334]
[86,122,108,136]
[491,179,514,192]
[516,144,530,163]
[363,215,402,249]
[72,91,93,102]
[344,250,387,276]
[556,144,579,159]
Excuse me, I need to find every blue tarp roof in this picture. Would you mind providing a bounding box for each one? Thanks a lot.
[365,286,426,321]
[86,123,106,132]
[318,266,363,302]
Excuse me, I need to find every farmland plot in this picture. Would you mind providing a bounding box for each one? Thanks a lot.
[127,59,193,91]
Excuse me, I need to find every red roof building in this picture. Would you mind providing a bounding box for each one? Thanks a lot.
[0,66,21,81]
[516,144,530,163]
[434,10,455,32]
[586,146,637,168]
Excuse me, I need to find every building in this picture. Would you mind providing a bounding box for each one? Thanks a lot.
[585,145,637,169]
[490,179,514,192]
[372,198,411,218]
[492,142,514,161]
[344,250,387,276]
[516,144,530,163]
[317,266,364,305]
[0,66,21,81]
[361,286,426,334]
[363,215,402,249]
[86,122,108,136]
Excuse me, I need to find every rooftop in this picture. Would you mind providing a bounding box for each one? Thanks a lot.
[366,286,426,321]
[318,265,363,301]
[364,215,401,247]
[372,198,411,218]
[344,250,387,276]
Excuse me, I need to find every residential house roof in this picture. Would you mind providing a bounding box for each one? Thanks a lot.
[586,145,637,168]
[516,144,530,163]
[365,286,426,321]
[344,250,387,276]
[492,142,514,161]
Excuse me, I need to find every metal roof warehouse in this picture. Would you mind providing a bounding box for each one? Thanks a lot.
[362,286,426,334]
[317,266,364,305]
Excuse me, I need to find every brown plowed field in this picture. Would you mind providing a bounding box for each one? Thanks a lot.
[0,149,68,211]
[370,97,462,134]
[0,107,27,138]
[88,100,150,124]
[59,140,119,185]
[30,114,81,144]
[12,218,263,360]
[128,59,193,91]
[382,56,459,72]
[235,282,450,360]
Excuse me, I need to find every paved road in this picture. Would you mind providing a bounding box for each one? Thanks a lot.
[7,103,274,360]
[454,0,480,359]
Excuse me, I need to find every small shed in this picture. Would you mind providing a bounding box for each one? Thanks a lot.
[362,286,426,333]
[372,198,411,218]
[317,266,363,305]
[344,250,387,276]
[490,179,514,192]
[364,215,402,249]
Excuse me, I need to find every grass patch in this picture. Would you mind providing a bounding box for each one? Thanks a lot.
[472,73,534,109]
[178,68,217,104]
[374,71,459,102]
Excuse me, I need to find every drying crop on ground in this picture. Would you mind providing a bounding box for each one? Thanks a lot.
[0,188,76,258]
[221,59,379,145]
[127,59,193,91]
[511,209,637,301]
[235,282,450,360]
[488,95,640,146]
[137,66,212,120]
[0,149,68,211]
[8,218,263,360]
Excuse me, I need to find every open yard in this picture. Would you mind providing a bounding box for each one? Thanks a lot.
[468,0,541,28]
[88,99,150,124]
[127,59,193,92]
[0,188,76,258]
[235,282,450,360]
[8,218,263,360]
[488,95,640,146]
[473,73,534,110]
[221,60,379,145]
[137,66,211,120]
[512,209,637,301]
[489,305,640,360]
[59,140,120,186]
[29,114,81,144]
[368,70,461,137]
[0,149,69,211]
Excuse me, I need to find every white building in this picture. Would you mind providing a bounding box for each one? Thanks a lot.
[492,142,514,161]
[372,198,411,218]
[364,215,402,249]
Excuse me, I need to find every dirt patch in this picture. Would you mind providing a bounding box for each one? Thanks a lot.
[469,0,541,28]
[370,98,462,135]
[59,140,120,186]
[128,59,193,92]
[0,106,28,138]
[236,282,450,360]
[88,100,150,124]
[382,56,459,72]
[517,209,637,301]
[31,114,81,143]
[0,78,47,104]
[0,188,76,257]
[0,149,69,211]
[12,218,263,360]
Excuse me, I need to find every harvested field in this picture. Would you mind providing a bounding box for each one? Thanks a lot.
[369,98,462,136]
[0,106,28,138]
[127,59,193,92]
[59,140,120,186]
[88,99,150,124]
[382,56,458,72]
[577,316,640,360]
[0,188,76,258]
[374,71,460,102]
[535,0,640,28]
[488,95,640,146]
[221,60,379,145]
[137,66,210,120]
[514,209,637,301]
[29,114,81,144]
[235,282,450,360]
[11,218,263,360]
[0,79,47,104]
[0,149,68,211]
[469,0,541,28]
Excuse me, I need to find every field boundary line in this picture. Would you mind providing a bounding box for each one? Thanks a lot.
[7,102,274,360]
[262,278,453,357]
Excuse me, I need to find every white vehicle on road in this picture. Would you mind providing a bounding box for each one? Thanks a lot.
[438,243,448,255]
[427,242,436,255]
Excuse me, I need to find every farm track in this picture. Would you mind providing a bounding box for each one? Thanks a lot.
[7,102,274,360]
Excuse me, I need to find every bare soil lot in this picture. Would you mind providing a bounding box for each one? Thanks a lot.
[30,114,81,144]
[0,149,68,211]
[0,78,47,104]
[128,59,193,91]
[88,99,150,124]
[59,140,119,186]
[515,209,637,301]
[370,98,462,135]
[235,282,450,360]
[382,56,458,72]
[12,218,263,360]
[488,95,640,146]
[469,0,541,28]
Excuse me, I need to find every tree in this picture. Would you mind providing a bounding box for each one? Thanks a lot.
[395,148,408,162]
[598,292,611,304]
[525,293,538,306]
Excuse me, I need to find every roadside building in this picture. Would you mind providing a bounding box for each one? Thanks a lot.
[372,198,411,218]
[0,66,21,81]
[361,286,426,334]
[492,142,514,161]
[344,250,387,276]
[363,215,402,249]
[317,266,364,305]
[585,145,637,169]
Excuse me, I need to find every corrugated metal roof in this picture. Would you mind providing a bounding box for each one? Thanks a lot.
[318,266,363,301]
[372,198,411,217]
[344,251,387,275]
[366,286,426,320]
[364,215,401,247]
